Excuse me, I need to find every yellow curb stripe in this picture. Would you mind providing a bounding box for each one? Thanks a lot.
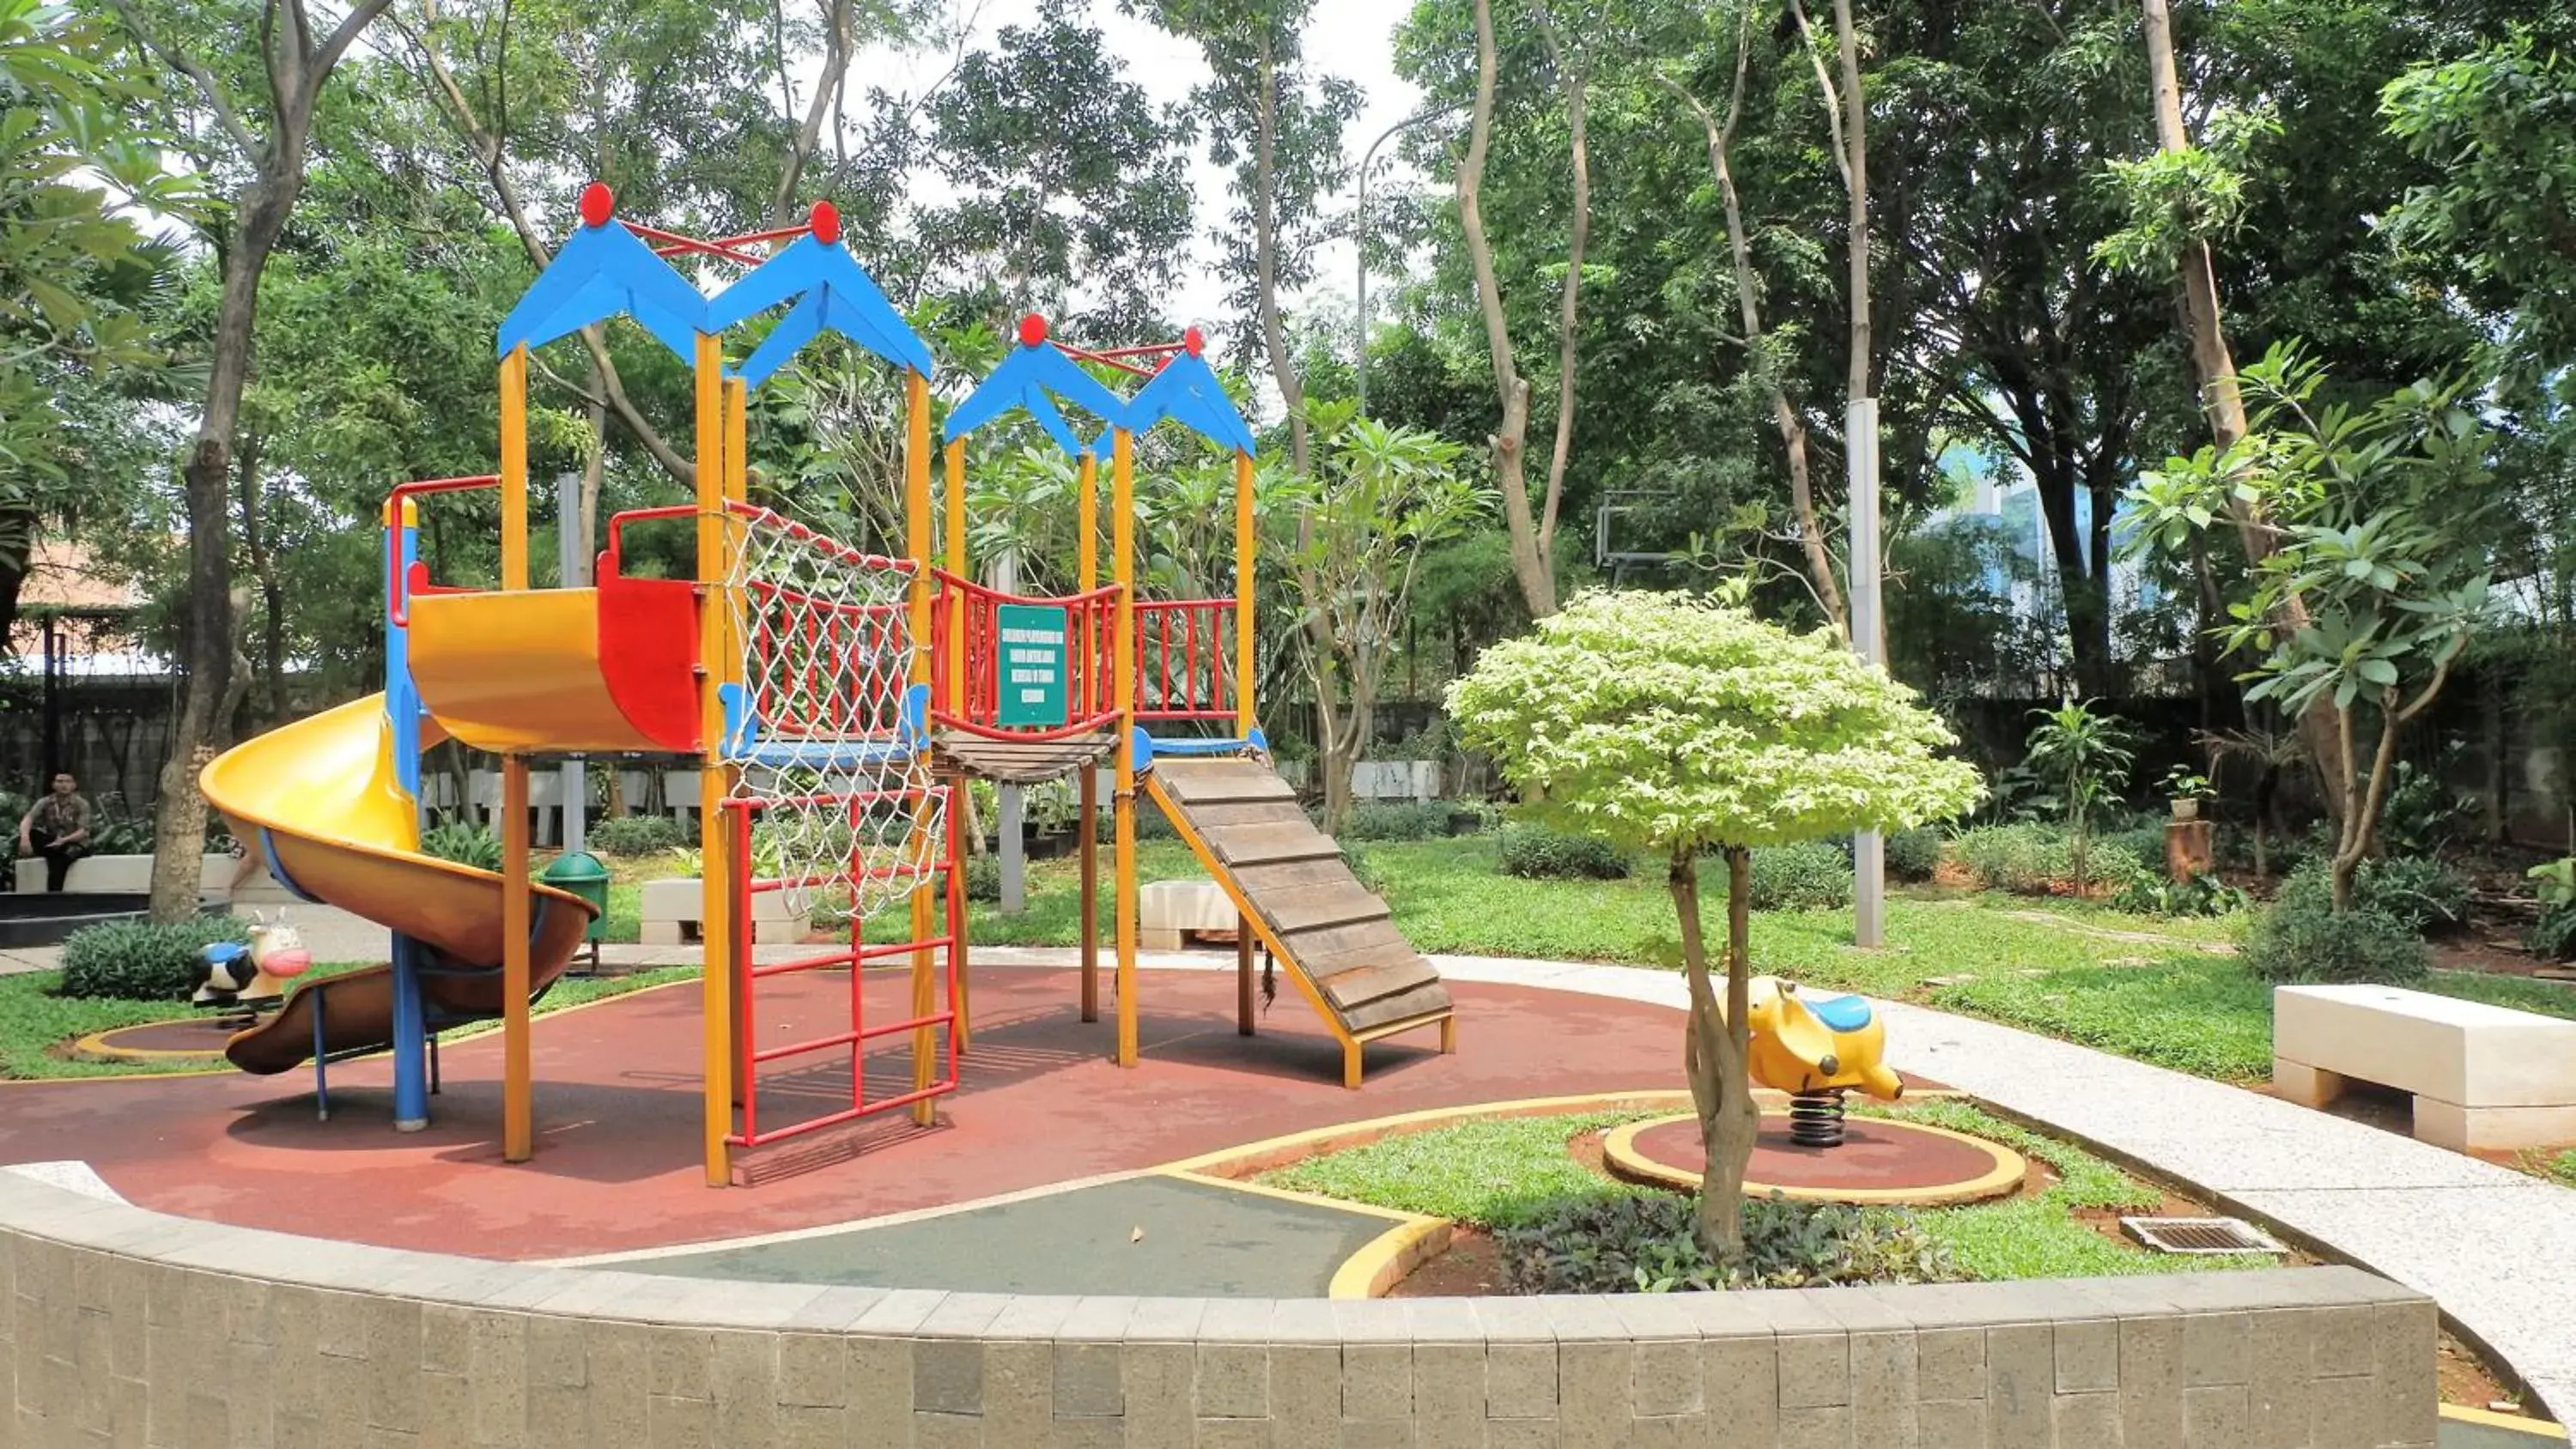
[1161,1090,1692,1177]
[2442,1404,2567,1438]
[1327,1216,1453,1300]
[3,970,699,1088]
[69,1028,229,1063]
[1603,1111,2027,1207]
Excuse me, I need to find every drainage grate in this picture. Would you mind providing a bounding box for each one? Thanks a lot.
[2120,1216,2286,1256]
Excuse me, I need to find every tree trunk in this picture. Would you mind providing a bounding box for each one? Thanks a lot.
[1536,45,1586,585]
[1674,846,1758,1261]
[1249,35,1309,476]
[152,196,289,922]
[1457,0,1552,618]
[2138,0,2346,825]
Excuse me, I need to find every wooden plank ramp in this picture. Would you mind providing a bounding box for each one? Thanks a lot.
[1144,755,1455,1087]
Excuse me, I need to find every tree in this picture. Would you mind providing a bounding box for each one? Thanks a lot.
[2023,699,2134,888]
[106,0,398,920]
[1277,404,1491,833]
[1452,0,1595,621]
[2125,348,2495,911]
[1448,591,1979,1256]
[1656,1,1844,639]
[1134,0,1355,476]
[0,0,187,648]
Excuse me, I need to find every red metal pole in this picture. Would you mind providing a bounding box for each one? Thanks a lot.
[732,803,757,1146]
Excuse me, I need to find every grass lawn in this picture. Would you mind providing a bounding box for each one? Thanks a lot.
[0,963,694,1081]
[1259,1106,2266,1283]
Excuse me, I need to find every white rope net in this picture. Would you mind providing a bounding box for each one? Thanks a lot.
[720,506,943,924]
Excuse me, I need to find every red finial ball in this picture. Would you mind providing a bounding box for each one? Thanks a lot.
[808,199,841,245]
[1018,313,1049,348]
[1182,324,1205,358]
[577,181,614,227]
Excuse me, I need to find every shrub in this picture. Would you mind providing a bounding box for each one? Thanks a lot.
[1341,801,1454,841]
[1946,823,2142,896]
[2112,872,2251,919]
[1096,803,1178,843]
[1747,841,1854,911]
[963,853,1000,902]
[588,814,683,858]
[2270,857,2468,937]
[1496,1191,1961,1294]
[2525,906,2576,962]
[2098,822,2170,876]
[59,917,252,1001]
[2241,892,2429,985]
[419,816,502,872]
[1498,823,1630,880]
[1885,827,1941,882]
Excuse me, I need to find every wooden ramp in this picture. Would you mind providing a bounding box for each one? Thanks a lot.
[1144,755,1455,1087]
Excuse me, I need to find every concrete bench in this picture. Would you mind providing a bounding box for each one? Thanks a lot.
[1139,878,1241,951]
[637,877,809,947]
[2274,983,2576,1150]
[14,854,243,899]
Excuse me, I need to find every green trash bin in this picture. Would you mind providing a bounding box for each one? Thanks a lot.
[540,850,612,972]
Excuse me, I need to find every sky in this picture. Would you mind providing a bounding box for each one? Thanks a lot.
[847,0,1433,340]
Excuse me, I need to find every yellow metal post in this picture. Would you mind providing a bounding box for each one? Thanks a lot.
[497,342,534,1161]
[1233,449,1255,739]
[1077,451,1100,1023]
[695,332,733,1186]
[500,345,529,591]
[1112,427,1139,1068]
[500,756,533,1160]
[904,369,939,1126]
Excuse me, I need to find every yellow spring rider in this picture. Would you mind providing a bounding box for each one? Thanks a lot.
[1741,975,1904,1147]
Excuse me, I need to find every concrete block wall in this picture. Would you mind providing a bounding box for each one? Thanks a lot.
[0,1173,2439,1447]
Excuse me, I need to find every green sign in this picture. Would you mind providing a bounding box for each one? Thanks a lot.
[994,603,1070,727]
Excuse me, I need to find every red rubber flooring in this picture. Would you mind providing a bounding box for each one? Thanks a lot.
[0,966,1682,1260]
[1632,1113,2011,1191]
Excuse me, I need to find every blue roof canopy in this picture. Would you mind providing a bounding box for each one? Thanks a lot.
[704,233,934,381]
[496,221,708,363]
[1096,351,1255,456]
[942,337,1130,458]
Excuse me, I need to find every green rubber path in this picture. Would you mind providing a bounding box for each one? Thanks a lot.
[607,1175,1397,1297]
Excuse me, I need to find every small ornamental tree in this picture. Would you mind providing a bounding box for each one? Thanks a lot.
[1448,592,1982,1258]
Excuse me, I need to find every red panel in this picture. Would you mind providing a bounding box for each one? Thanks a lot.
[596,573,702,750]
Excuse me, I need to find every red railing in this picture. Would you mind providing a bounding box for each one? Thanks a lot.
[385,475,501,625]
[929,570,1124,741]
[724,785,962,1149]
[1133,597,1237,722]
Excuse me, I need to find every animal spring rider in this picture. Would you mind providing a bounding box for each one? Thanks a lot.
[1741,975,1903,1147]
[192,913,313,1014]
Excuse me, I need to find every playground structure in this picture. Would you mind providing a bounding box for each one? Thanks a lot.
[1737,974,1903,1147]
[198,184,1456,1188]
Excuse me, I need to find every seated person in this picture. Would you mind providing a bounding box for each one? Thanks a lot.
[16,772,93,893]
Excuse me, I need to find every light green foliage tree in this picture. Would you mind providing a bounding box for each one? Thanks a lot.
[1277,403,1491,833]
[2022,699,2135,888]
[2125,346,2496,910]
[1447,591,1981,1256]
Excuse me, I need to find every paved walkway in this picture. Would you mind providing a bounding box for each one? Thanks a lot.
[1410,952,2576,1423]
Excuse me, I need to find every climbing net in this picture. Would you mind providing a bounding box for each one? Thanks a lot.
[720,505,943,922]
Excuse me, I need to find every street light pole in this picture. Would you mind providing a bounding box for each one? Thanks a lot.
[1355,102,1465,418]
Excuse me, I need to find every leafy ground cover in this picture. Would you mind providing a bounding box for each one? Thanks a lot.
[1260,1105,2264,1284]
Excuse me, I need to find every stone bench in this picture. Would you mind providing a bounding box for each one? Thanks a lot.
[13,853,243,899]
[637,876,809,946]
[1139,877,1241,950]
[2274,982,2576,1150]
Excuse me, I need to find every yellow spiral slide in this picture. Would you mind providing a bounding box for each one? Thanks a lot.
[200,694,594,1076]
